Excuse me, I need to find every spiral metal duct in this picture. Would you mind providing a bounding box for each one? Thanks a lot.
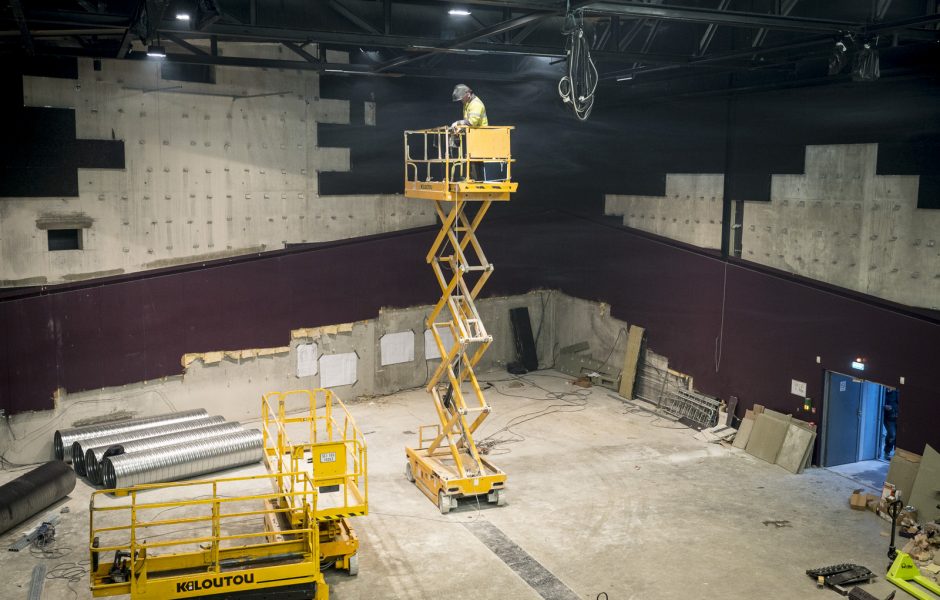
[85,421,243,484]
[0,461,76,536]
[72,415,226,477]
[54,409,208,462]
[101,429,263,489]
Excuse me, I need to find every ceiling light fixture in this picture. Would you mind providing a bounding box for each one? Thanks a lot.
[175,12,190,20]
[147,44,167,58]
[616,75,634,81]
[448,8,471,16]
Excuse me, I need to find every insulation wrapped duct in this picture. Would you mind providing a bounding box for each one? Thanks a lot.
[85,421,244,484]
[101,429,264,489]
[54,409,209,463]
[0,461,76,536]
[72,415,226,477]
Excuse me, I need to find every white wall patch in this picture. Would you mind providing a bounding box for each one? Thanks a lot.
[296,343,319,378]
[380,331,414,366]
[319,352,358,388]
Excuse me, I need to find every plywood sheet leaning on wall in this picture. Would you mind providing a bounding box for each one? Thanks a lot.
[886,448,921,504]
[908,444,940,522]
[745,410,792,463]
[775,420,816,474]
[732,409,756,449]
[618,325,645,399]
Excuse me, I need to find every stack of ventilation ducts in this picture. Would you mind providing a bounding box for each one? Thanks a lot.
[54,410,262,489]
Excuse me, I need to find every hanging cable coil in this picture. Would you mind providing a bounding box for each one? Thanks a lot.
[558,10,598,121]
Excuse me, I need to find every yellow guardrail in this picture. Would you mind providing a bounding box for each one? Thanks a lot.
[404,125,516,202]
[261,389,368,523]
[89,472,323,599]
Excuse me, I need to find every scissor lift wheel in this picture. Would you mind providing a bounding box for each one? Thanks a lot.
[404,462,415,482]
[488,489,506,506]
[438,490,452,514]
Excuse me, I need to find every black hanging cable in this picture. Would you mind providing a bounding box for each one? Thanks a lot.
[558,9,598,121]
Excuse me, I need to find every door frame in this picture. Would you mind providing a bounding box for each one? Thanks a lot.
[820,369,893,467]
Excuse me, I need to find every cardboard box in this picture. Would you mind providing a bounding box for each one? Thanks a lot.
[851,489,868,510]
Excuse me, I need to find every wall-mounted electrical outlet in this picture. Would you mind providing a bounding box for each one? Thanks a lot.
[816,356,821,364]
[899,376,905,385]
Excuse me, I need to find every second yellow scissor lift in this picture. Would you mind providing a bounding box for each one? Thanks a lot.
[88,389,367,600]
[402,124,517,513]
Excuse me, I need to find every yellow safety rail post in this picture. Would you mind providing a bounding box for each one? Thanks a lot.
[402,125,515,513]
[89,473,327,600]
[261,388,367,573]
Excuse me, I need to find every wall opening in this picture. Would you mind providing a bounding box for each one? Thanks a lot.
[821,370,898,487]
[47,228,82,251]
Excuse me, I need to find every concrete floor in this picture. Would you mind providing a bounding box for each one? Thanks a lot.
[828,459,890,492]
[0,370,915,600]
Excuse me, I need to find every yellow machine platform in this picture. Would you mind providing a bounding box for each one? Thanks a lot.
[404,125,517,202]
[402,125,515,513]
[89,388,367,599]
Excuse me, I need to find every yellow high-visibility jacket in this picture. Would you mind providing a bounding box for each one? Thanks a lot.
[463,96,488,127]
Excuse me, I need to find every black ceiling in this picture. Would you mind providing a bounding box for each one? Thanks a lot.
[2,0,939,98]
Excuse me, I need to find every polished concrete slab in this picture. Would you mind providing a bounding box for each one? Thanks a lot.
[0,370,909,599]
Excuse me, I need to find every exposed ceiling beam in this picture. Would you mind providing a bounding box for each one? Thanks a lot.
[156,21,690,65]
[8,0,36,55]
[163,31,209,54]
[329,0,380,35]
[695,0,732,57]
[752,0,799,49]
[0,27,125,37]
[374,11,551,71]
[282,41,319,63]
[144,0,171,42]
[117,0,144,58]
[573,1,863,33]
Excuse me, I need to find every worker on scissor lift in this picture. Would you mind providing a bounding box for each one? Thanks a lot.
[451,83,488,128]
[450,84,491,182]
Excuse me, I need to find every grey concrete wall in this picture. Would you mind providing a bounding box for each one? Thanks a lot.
[0,290,556,464]
[744,144,939,310]
[604,174,724,249]
[605,144,939,310]
[0,46,434,287]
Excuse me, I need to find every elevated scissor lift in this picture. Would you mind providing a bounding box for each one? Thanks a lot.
[88,389,367,599]
[402,125,516,513]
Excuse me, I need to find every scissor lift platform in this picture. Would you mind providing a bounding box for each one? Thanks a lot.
[402,125,516,513]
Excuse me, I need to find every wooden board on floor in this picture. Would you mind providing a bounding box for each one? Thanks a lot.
[908,444,940,522]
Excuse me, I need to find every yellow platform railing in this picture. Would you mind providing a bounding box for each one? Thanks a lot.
[89,473,323,599]
[261,389,368,524]
[404,125,517,202]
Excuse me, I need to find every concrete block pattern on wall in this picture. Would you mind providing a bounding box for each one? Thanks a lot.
[605,174,723,249]
[1,49,434,287]
[744,144,939,310]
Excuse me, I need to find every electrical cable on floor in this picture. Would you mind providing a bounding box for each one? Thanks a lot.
[477,374,590,455]
[558,9,598,121]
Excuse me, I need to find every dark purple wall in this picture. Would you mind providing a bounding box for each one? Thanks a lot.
[1,212,937,453]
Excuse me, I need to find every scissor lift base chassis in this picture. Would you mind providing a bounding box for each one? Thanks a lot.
[406,446,506,510]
